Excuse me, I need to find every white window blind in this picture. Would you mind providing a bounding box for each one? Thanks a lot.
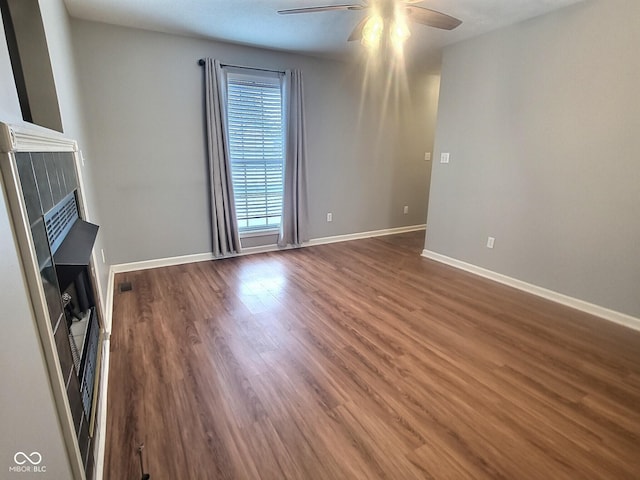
[226,70,284,232]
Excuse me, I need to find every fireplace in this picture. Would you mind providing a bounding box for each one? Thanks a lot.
[0,122,104,479]
[44,190,100,420]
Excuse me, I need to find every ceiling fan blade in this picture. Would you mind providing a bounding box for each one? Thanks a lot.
[348,14,370,41]
[278,4,365,15]
[406,6,462,30]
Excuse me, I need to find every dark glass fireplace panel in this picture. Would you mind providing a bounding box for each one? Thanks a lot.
[53,314,74,383]
[78,415,90,468]
[44,154,63,205]
[66,369,83,434]
[58,152,77,192]
[31,152,54,213]
[15,152,41,223]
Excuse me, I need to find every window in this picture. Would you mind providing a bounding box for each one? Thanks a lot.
[226,70,285,233]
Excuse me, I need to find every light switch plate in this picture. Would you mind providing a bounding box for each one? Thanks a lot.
[440,153,450,164]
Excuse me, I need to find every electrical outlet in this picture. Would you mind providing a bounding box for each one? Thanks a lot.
[326,212,333,222]
[403,206,409,214]
[101,248,106,264]
[486,237,495,249]
[424,152,431,161]
[440,152,450,164]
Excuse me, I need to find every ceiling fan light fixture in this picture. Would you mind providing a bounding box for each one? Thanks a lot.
[361,14,384,48]
[390,17,411,50]
[277,1,462,53]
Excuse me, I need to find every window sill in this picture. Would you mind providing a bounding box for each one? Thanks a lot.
[239,228,280,239]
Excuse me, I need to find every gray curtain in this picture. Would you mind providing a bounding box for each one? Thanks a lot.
[204,58,241,257]
[278,70,308,247]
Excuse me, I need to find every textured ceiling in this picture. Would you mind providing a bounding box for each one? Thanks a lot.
[64,0,585,69]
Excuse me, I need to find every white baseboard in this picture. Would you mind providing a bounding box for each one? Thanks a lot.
[421,249,640,332]
[109,224,427,275]
[307,224,426,246]
[110,252,215,274]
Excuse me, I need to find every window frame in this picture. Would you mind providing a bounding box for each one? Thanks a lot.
[223,67,286,237]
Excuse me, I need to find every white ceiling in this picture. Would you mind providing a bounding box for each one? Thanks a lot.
[64,0,584,69]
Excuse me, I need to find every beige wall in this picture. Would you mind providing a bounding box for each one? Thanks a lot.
[70,19,438,264]
[425,0,640,318]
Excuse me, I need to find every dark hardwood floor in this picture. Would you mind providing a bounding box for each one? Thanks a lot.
[105,231,640,479]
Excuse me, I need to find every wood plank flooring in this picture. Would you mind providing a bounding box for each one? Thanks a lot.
[105,231,640,479]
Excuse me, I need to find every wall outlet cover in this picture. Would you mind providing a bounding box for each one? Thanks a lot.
[440,153,450,164]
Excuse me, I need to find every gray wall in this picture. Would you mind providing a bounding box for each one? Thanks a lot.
[70,20,438,265]
[425,0,640,318]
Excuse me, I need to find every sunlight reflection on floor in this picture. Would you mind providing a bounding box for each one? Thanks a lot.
[237,259,287,314]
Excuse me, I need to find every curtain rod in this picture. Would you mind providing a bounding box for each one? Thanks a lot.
[197,59,285,74]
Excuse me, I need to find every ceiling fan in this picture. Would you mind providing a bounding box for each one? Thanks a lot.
[277,0,462,46]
